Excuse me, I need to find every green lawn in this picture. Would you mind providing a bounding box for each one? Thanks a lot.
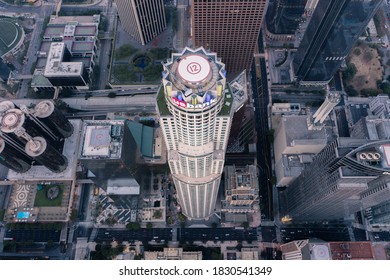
[34,185,64,207]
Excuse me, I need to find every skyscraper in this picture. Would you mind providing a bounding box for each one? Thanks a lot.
[156,47,234,220]
[115,0,166,45]
[281,138,390,221]
[191,0,268,76]
[292,0,382,85]
[266,0,308,40]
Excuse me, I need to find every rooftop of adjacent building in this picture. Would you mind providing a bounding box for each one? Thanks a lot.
[79,120,125,159]
[48,15,100,26]
[43,42,83,77]
[144,248,202,260]
[279,115,328,146]
[7,119,82,181]
[329,242,375,260]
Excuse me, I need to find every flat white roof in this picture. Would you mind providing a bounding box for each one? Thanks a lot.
[82,125,111,157]
[44,42,83,77]
[177,54,211,83]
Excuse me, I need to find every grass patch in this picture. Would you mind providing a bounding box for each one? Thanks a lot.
[34,185,64,207]
[219,85,234,116]
[156,86,170,116]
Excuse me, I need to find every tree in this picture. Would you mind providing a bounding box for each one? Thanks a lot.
[241,221,250,229]
[211,222,218,229]
[153,210,162,219]
[126,222,140,230]
[344,63,357,81]
[146,222,153,230]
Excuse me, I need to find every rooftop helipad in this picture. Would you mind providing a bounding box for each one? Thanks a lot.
[177,54,211,83]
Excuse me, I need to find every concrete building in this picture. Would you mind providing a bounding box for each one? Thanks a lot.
[328,242,375,260]
[281,138,390,221]
[369,95,390,119]
[273,114,327,187]
[78,120,142,189]
[31,15,100,91]
[115,0,166,45]
[265,0,307,41]
[0,100,81,223]
[191,0,268,76]
[42,42,90,90]
[281,240,375,260]
[281,239,331,260]
[292,0,382,86]
[156,47,234,220]
[222,165,259,213]
[144,248,202,260]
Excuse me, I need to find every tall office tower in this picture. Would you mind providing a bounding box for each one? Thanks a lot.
[292,0,382,86]
[191,0,268,77]
[156,47,234,220]
[266,0,308,40]
[115,0,166,45]
[281,138,390,221]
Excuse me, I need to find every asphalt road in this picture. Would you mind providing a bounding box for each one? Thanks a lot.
[179,228,258,242]
[95,228,172,243]
[251,53,273,220]
[5,229,61,242]
[280,226,350,243]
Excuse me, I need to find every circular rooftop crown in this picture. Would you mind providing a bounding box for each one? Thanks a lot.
[0,109,25,133]
[34,100,55,118]
[25,136,47,157]
[177,54,211,84]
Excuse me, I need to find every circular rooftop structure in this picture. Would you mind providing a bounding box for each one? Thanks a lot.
[0,18,24,58]
[0,109,25,133]
[25,136,47,157]
[34,100,55,118]
[311,244,330,260]
[177,54,211,84]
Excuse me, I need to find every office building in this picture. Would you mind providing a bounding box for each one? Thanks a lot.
[265,0,308,40]
[222,165,259,213]
[292,0,382,85]
[281,240,375,260]
[281,239,331,260]
[78,120,141,189]
[156,47,234,220]
[144,248,202,260]
[0,100,81,223]
[31,15,99,91]
[115,0,166,45]
[191,0,267,76]
[281,138,390,221]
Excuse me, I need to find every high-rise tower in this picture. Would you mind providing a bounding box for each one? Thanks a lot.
[292,0,382,85]
[266,0,308,40]
[115,0,166,45]
[191,0,268,77]
[156,47,234,220]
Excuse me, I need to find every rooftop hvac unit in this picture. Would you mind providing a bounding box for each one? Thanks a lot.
[359,153,367,160]
[366,153,374,160]
[373,153,381,160]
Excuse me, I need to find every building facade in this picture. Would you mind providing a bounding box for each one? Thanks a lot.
[191,0,268,76]
[156,47,234,220]
[292,0,382,85]
[266,0,307,40]
[281,138,390,221]
[115,0,166,45]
